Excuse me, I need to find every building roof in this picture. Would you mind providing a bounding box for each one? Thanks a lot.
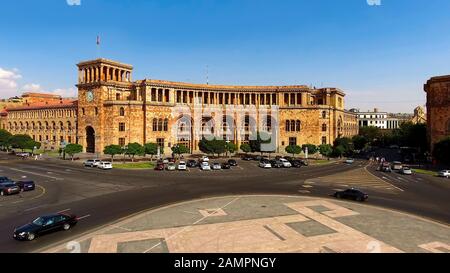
[22,92,62,99]
[5,100,77,112]
[77,58,133,70]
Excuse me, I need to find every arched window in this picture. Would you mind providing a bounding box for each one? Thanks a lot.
[322,111,327,119]
[119,107,125,116]
[290,120,296,132]
[163,119,169,132]
[152,118,158,131]
[296,120,301,132]
[52,121,56,129]
[158,119,163,132]
[60,121,64,130]
[285,120,290,132]
[67,121,72,130]
[116,93,121,100]
[322,123,327,132]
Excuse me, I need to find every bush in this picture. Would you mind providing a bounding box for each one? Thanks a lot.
[433,138,450,165]
[285,145,302,157]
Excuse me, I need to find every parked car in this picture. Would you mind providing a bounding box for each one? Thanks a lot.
[187,160,198,168]
[201,156,210,162]
[291,160,303,168]
[200,162,211,171]
[345,158,355,164]
[438,170,450,178]
[166,163,176,171]
[154,163,165,171]
[168,158,176,163]
[300,160,309,166]
[16,181,35,192]
[259,160,272,169]
[333,189,368,202]
[279,158,292,168]
[228,159,238,166]
[400,167,413,175]
[221,162,231,169]
[13,213,78,241]
[177,161,187,171]
[0,182,20,196]
[212,163,222,170]
[84,159,101,167]
[162,158,170,164]
[0,177,12,183]
[98,161,113,170]
[242,155,253,161]
[270,160,283,168]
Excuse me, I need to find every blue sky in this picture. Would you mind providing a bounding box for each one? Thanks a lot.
[1,0,449,112]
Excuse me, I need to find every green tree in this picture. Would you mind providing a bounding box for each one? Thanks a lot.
[225,142,238,157]
[172,144,190,159]
[103,145,123,163]
[210,139,227,157]
[359,126,382,144]
[65,144,83,161]
[285,145,302,158]
[334,137,354,156]
[0,129,12,150]
[302,144,318,155]
[125,142,144,162]
[240,143,251,154]
[333,145,346,158]
[250,132,275,154]
[9,134,38,151]
[199,138,213,155]
[144,143,160,161]
[319,144,333,159]
[352,135,368,150]
[433,137,450,165]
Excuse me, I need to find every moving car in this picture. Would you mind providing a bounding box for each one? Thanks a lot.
[166,163,176,171]
[98,161,113,170]
[16,181,36,192]
[333,189,368,202]
[291,160,303,168]
[212,163,222,170]
[382,166,392,173]
[0,177,12,183]
[221,162,231,169]
[13,213,78,241]
[177,161,187,171]
[400,167,413,175]
[242,155,253,161]
[270,160,283,168]
[259,160,272,169]
[84,159,101,167]
[228,159,238,166]
[391,161,403,171]
[200,162,211,171]
[438,170,450,178]
[279,158,292,168]
[345,158,355,164]
[0,182,20,196]
[187,160,198,168]
[154,162,165,171]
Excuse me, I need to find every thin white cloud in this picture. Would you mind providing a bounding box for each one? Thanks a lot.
[22,83,43,93]
[0,68,22,98]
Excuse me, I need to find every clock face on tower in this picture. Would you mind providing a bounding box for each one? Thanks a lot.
[86,90,94,102]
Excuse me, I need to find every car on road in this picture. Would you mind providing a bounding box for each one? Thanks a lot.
[382,166,392,173]
[242,155,253,161]
[84,159,102,167]
[221,162,231,169]
[333,188,368,202]
[0,181,20,196]
[279,158,292,168]
[400,167,413,175]
[98,161,113,170]
[162,158,170,164]
[270,160,283,168]
[438,170,450,178]
[345,158,355,164]
[200,162,211,171]
[16,181,36,192]
[212,163,222,170]
[291,160,303,168]
[0,177,12,183]
[13,213,78,241]
[187,160,198,168]
[154,162,165,171]
[228,159,238,166]
[201,156,210,162]
[177,161,187,171]
[166,163,176,171]
[391,161,403,171]
[259,160,272,169]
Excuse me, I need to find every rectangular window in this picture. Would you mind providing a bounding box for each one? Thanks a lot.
[322,136,327,145]
[289,137,297,146]
[119,138,126,147]
[68,136,72,144]
[157,138,165,149]
[119,123,126,132]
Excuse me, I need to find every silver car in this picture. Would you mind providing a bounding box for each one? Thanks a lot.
[438,170,450,178]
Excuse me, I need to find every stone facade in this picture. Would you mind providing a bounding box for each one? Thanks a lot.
[424,75,450,151]
[76,58,358,154]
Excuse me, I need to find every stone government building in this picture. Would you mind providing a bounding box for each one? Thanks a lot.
[1,58,358,154]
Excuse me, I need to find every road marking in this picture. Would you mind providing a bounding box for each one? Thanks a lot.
[183,211,198,215]
[28,185,46,201]
[58,208,71,213]
[109,224,132,232]
[298,190,311,194]
[364,164,404,192]
[24,205,47,212]
[12,200,24,204]
[77,214,91,220]
[304,181,315,184]
[21,176,27,178]
[397,177,404,181]
[302,185,313,188]
[7,168,64,180]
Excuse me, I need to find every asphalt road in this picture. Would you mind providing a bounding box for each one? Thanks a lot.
[0,153,448,253]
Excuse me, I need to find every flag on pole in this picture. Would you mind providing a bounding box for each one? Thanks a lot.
[96,35,100,46]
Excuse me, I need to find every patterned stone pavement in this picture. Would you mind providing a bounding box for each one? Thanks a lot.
[45,195,450,253]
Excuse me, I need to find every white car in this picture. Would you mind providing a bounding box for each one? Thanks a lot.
[438,170,450,178]
[212,163,222,170]
[259,160,272,169]
[279,158,292,168]
[200,162,211,171]
[166,163,176,171]
[98,161,113,170]
[400,167,412,175]
[201,156,210,162]
[177,161,187,171]
[345,158,355,164]
[84,159,102,167]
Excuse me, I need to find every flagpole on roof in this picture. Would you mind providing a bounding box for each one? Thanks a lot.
[96,35,101,58]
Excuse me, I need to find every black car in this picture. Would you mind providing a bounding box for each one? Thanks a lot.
[187,160,198,168]
[13,213,78,241]
[228,159,238,166]
[333,189,368,202]
[221,162,231,169]
[270,160,283,168]
[242,155,253,161]
[0,182,20,196]
[0,176,12,183]
[291,160,303,168]
[16,181,35,192]
[300,160,309,166]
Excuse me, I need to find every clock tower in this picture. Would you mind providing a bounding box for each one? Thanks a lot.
[76,59,133,154]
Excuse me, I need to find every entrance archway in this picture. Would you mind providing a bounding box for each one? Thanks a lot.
[86,126,95,153]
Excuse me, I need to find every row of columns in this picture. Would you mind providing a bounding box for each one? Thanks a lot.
[79,66,132,84]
